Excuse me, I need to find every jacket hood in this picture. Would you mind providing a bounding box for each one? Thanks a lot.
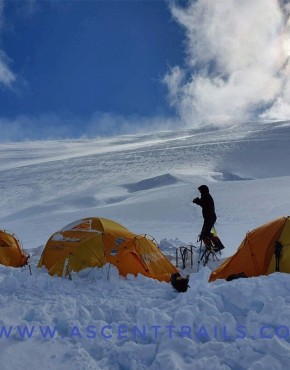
[198,185,209,194]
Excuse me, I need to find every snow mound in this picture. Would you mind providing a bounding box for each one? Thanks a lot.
[124,173,180,193]
[212,171,253,181]
[1,263,290,369]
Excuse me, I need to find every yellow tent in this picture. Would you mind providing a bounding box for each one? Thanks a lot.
[0,230,29,268]
[38,217,178,282]
[209,216,290,282]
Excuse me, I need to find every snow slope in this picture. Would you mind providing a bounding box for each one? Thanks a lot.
[1,121,290,369]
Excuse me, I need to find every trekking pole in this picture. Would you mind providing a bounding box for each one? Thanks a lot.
[205,242,220,266]
[180,247,188,269]
[197,238,204,272]
[190,245,193,269]
[197,241,204,272]
[198,247,208,268]
[203,249,211,266]
[198,238,203,261]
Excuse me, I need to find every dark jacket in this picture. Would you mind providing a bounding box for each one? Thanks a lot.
[193,185,216,222]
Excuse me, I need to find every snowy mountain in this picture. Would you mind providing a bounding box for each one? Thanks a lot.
[1,121,290,369]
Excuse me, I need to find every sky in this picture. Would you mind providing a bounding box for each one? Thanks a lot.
[1,0,290,141]
[0,0,186,140]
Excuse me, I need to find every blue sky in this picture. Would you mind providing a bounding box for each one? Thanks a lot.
[1,0,290,141]
[0,0,186,140]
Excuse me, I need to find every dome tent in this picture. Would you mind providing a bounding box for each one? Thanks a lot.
[38,217,178,282]
[0,230,29,268]
[209,216,290,282]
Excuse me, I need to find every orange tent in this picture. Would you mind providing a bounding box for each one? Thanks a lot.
[209,216,290,282]
[38,217,178,282]
[0,230,29,268]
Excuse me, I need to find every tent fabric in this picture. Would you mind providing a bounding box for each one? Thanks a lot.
[0,230,29,268]
[209,216,290,282]
[38,217,178,282]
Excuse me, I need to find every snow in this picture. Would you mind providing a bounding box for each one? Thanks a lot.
[1,121,290,369]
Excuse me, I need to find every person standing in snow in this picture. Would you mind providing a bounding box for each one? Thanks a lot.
[192,185,217,240]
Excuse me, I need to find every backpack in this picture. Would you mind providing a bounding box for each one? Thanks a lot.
[201,234,225,252]
[170,272,190,293]
[210,235,225,252]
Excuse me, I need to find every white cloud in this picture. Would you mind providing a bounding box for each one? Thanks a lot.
[0,50,16,87]
[0,0,16,88]
[165,0,290,126]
